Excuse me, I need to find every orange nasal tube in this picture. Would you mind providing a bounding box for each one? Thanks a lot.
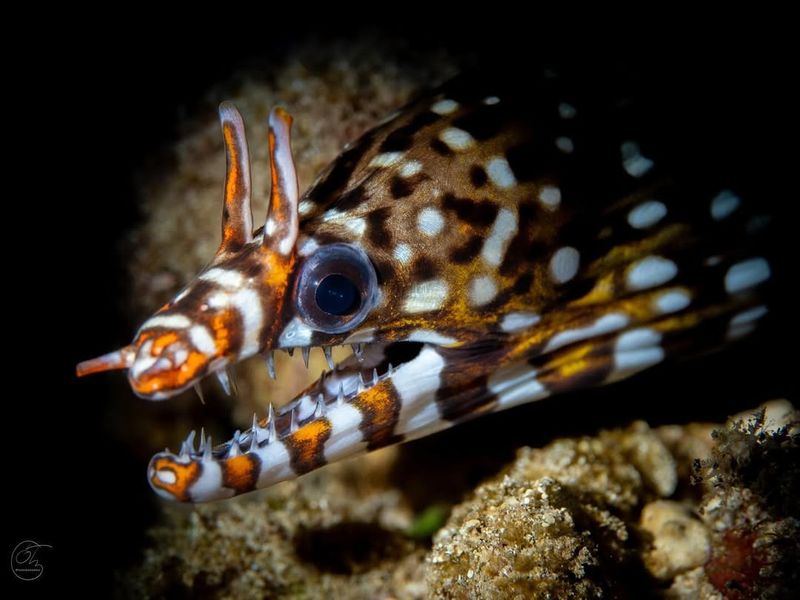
[75,345,135,377]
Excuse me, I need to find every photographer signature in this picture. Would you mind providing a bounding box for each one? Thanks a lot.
[10,540,52,581]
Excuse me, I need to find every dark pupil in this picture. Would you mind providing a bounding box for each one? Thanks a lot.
[315,274,360,316]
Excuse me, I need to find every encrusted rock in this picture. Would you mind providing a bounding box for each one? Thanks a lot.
[640,500,710,580]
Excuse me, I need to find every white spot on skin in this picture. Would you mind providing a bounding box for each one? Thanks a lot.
[369,152,405,168]
[344,217,366,238]
[399,160,422,177]
[189,325,217,355]
[710,189,741,221]
[487,157,517,189]
[207,292,228,309]
[393,243,413,264]
[481,208,518,267]
[140,314,192,331]
[265,219,277,236]
[439,127,475,151]
[621,141,654,177]
[483,96,500,105]
[725,258,771,294]
[155,469,177,485]
[173,347,188,366]
[417,207,445,236]
[627,256,678,291]
[321,209,342,222]
[430,99,459,115]
[550,247,580,283]
[555,136,574,153]
[278,236,295,256]
[545,313,630,352]
[609,328,665,381]
[558,102,576,119]
[469,275,498,306]
[298,200,315,215]
[403,279,448,313]
[538,185,561,210]
[727,305,768,340]
[654,289,691,314]
[628,200,667,229]
[199,268,245,290]
[298,237,319,256]
[730,305,768,326]
[405,330,458,345]
[500,312,541,332]
[488,363,549,409]
[278,317,314,347]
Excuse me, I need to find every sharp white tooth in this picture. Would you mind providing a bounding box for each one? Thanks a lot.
[180,430,196,456]
[352,343,365,361]
[267,403,276,442]
[387,362,394,376]
[314,394,327,418]
[302,346,310,368]
[227,431,241,458]
[199,427,206,451]
[323,346,334,369]
[372,368,379,386]
[202,436,213,461]
[194,383,205,404]
[357,373,366,393]
[216,370,233,395]
[337,383,345,407]
[290,408,298,433]
[250,414,260,451]
[266,351,276,380]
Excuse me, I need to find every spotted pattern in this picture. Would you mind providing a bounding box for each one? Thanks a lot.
[78,71,775,504]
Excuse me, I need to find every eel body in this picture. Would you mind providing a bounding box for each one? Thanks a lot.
[77,70,773,502]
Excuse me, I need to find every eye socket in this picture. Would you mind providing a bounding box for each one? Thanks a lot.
[295,243,377,334]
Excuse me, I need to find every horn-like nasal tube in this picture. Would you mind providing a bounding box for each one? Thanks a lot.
[75,345,135,377]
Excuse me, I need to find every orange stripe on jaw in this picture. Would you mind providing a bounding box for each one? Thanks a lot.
[149,456,201,502]
[285,419,332,474]
[220,453,261,493]
[132,350,208,395]
[352,381,402,449]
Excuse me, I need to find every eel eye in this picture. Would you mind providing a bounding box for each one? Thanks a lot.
[296,243,377,333]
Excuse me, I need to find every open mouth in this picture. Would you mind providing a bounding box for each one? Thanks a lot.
[173,341,425,462]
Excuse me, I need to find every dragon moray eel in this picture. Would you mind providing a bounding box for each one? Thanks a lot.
[77,70,774,502]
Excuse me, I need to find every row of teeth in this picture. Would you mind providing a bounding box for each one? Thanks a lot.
[198,343,370,400]
[267,343,369,376]
[177,361,394,461]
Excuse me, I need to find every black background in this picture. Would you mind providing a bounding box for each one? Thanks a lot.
[4,15,795,595]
